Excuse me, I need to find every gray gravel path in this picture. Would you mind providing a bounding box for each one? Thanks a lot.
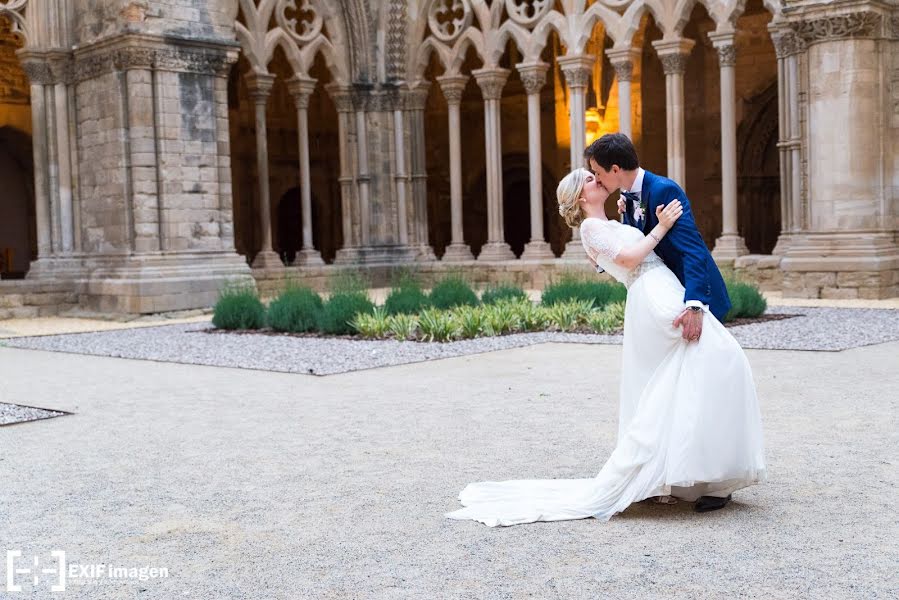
[0,401,68,425]
[1,341,896,599]
[3,307,897,375]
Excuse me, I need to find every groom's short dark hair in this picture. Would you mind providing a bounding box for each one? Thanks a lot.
[585,133,639,171]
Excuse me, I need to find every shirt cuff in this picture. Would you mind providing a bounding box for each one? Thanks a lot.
[685,300,709,312]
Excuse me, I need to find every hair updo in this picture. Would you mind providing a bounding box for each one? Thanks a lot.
[556,168,590,229]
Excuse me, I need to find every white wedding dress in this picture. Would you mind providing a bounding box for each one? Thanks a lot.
[445,217,766,527]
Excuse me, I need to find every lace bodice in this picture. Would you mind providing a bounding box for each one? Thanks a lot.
[579,218,665,288]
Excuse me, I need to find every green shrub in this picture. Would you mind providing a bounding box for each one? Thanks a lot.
[429,275,479,309]
[318,291,375,334]
[511,300,549,332]
[351,307,391,338]
[587,301,626,334]
[212,285,266,330]
[481,284,527,305]
[481,302,519,336]
[541,276,626,308]
[387,313,419,340]
[546,299,595,332]
[725,281,767,322]
[267,285,323,333]
[450,305,482,339]
[384,284,430,315]
[418,308,460,342]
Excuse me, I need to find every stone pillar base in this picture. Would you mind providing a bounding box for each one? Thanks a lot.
[251,250,283,270]
[770,233,793,257]
[712,234,750,265]
[560,240,585,261]
[442,243,475,262]
[477,242,515,261]
[334,246,418,265]
[78,252,254,314]
[25,257,86,281]
[520,241,555,260]
[780,232,899,299]
[293,248,325,267]
[414,245,437,262]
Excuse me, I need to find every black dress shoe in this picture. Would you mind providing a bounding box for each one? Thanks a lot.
[694,494,732,513]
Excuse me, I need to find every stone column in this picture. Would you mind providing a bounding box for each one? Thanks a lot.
[402,84,436,261]
[437,75,474,261]
[473,67,515,261]
[326,84,360,263]
[393,105,409,247]
[246,72,281,269]
[516,61,554,260]
[354,98,372,248]
[606,48,639,139]
[558,54,594,259]
[710,32,749,262]
[652,39,694,188]
[779,8,899,299]
[769,24,803,256]
[286,76,324,266]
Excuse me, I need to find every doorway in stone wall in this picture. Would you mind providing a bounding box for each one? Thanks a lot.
[0,15,34,279]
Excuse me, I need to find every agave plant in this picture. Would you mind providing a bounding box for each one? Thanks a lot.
[510,299,548,332]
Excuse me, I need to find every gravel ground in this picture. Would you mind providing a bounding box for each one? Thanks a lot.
[3,307,898,376]
[1,341,896,599]
[0,401,68,425]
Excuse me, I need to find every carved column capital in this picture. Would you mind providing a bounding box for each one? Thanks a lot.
[768,24,806,58]
[709,32,737,68]
[605,48,639,82]
[245,71,276,103]
[472,67,510,101]
[325,83,355,113]
[652,39,695,75]
[402,82,431,111]
[436,74,469,105]
[557,54,595,90]
[515,61,549,95]
[18,53,54,85]
[287,76,317,109]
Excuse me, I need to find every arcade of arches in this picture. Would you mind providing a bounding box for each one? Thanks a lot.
[0,0,897,317]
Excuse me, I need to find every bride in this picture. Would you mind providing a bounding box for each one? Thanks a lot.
[445,168,766,527]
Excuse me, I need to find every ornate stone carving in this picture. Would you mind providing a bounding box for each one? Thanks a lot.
[72,43,235,83]
[473,69,509,101]
[660,53,689,76]
[245,72,275,102]
[402,84,430,111]
[771,29,806,58]
[791,12,883,44]
[504,0,553,28]
[385,0,407,81]
[19,58,53,85]
[516,62,548,95]
[428,0,472,43]
[437,75,468,104]
[610,59,633,82]
[276,0,323,44]
[716,44,736,68]
[287,76,317,109]
[326,83,355,112]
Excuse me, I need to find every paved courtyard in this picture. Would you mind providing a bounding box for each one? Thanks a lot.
[1,328,897,598]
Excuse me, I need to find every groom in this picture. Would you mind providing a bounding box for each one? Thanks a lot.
[585,133,734,513]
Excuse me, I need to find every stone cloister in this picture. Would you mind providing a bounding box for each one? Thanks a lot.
[0,0,897,317]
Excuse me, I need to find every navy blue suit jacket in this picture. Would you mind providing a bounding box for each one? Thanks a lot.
[622,170,731,322]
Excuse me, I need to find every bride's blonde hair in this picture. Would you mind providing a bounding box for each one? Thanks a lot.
[557,168,590,228]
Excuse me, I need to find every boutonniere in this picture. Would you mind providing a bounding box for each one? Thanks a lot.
[633,198,647,222]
